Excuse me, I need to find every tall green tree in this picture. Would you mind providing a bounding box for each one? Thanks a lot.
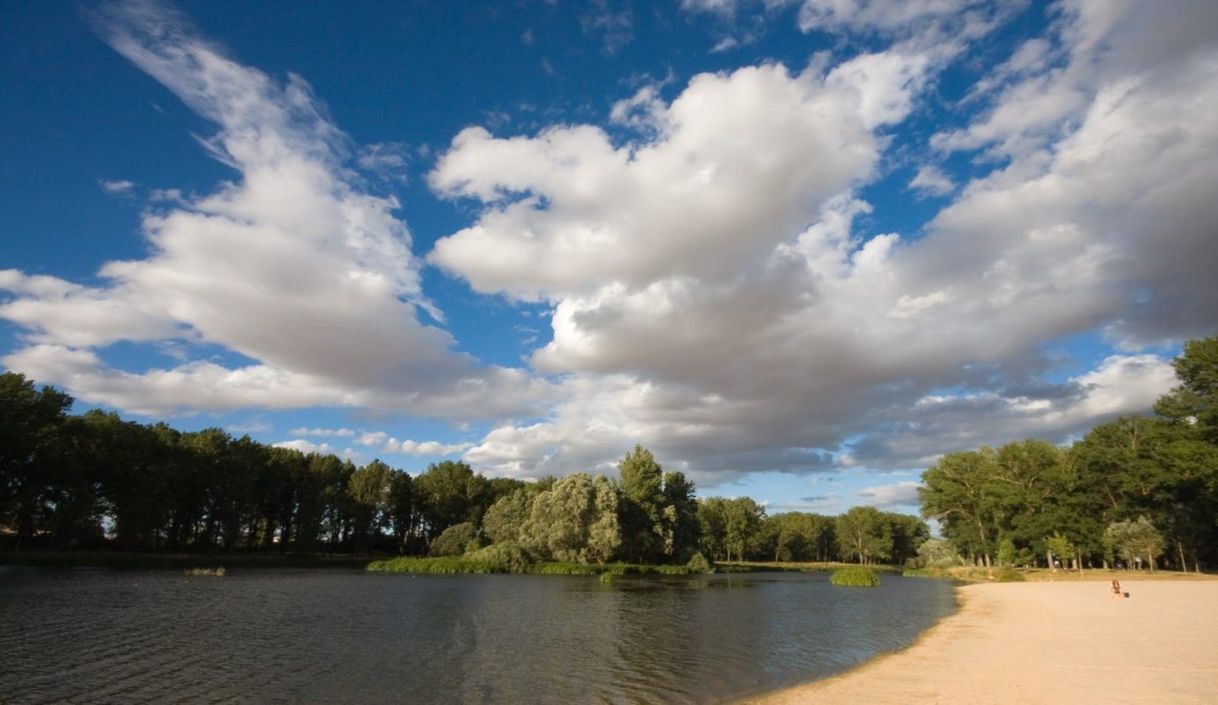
[835,506,891,564]
[723,497,765,562]
[617,445,665,563]
[415,460,482,540]
[1155,335,1218,440]
[919,448,1003,565]
[759,512,837,562]
[387,469,419,554]
[520,473,620,564]
[0,372,73,548]
[660,470,700,562]
[697,497,729,561]
[1103,517,1165,571]
[348,460,393,553]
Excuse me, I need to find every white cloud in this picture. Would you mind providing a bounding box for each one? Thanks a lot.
[387,439,473,456]
[357,431,389,447]
[792,0,992,37]
[858,480,921,508]
[272,438,361,461]
[0,1,545,421]
[356,142,410,181]
[680,0,737,17]
[290,427,355,438]
[580,0,633,55]
[227,418,272,434]
[99,178,135,194]
[354,429,472,456]
[847,354,1178,469]
[908,165,954,197]
[444,2,1218,484]
[429,59,898,300]
[6,0,1214,494]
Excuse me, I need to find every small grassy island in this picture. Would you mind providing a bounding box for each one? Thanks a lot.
[830,566,880,587]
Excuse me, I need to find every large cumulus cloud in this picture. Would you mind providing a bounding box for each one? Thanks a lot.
[436,0,1218,484]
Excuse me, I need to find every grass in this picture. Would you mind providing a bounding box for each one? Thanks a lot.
[366,556,701,576]
[830,566,880,587]
[0,549,370,571]
[719,560,902,574]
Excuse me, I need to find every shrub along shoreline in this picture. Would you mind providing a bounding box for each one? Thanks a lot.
[366,555,706,576]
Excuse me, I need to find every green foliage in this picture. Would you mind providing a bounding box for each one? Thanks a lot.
[916,335,1218,573]
[387,470,418,554]
[996,537,1016,567]
[686,551,713,574]
[348,460,392,553]
[616,445,665,563]
[759,512,837,562]
[368,555,506,575]
[519,473,621,564]
[430,521,479,557]
[830,566,880,587]
[366,554,695,576]
[1156,335,1218,439]
[992,566,1025,582]
[835,506,891,564]
[1046,532,1076,565]
[0,373,76,547]
[916,538,963,568]
[660,471,701,563]
[414,460,486,539]
[919,447,1003,562]
[464,541,530,573]
[482,489,533,544]
[1103,517,1164,568]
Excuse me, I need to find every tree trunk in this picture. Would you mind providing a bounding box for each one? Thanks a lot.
[1178,542,1187,573]
[1076,551,1083,575]
[1147,552,1155,573]
[1047,549,1054,572]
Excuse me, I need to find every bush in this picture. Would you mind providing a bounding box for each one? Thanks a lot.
[366,555,701,577]
[430,522,479,557]
[992,566,1025,582]
[465,542,530,573]
[686,551,714,574]
[830,566,880,587]
[367,556,489,574]
[916,538,963,568]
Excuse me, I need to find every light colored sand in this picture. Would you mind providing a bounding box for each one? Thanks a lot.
[742,580,1218,705]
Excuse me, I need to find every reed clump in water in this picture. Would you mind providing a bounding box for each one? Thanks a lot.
[830,566,879,586]
[184,567,226,577]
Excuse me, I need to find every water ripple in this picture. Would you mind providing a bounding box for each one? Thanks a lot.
[0,569,955,704]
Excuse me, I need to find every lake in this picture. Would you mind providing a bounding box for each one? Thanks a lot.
[0,567,955,704]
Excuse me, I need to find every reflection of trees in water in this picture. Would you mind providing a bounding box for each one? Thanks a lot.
[605,575,772,703]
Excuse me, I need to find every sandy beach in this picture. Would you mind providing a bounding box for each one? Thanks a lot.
[743,579,1218,705]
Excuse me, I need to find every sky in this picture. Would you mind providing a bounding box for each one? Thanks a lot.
[2,0,1216,516]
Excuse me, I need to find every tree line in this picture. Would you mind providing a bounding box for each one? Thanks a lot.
[0,375,927,566]
[920,335,1218,572]
[7,336,1215,571]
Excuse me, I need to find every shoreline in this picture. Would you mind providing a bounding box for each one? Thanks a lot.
[740,579,1218,705]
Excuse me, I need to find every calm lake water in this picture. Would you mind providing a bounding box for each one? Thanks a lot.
[0,567,955,704]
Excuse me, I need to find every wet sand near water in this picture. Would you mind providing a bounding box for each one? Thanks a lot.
[741,580,1218,705]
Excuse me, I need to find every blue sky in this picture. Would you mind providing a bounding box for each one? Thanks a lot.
[3,0,1216,516]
